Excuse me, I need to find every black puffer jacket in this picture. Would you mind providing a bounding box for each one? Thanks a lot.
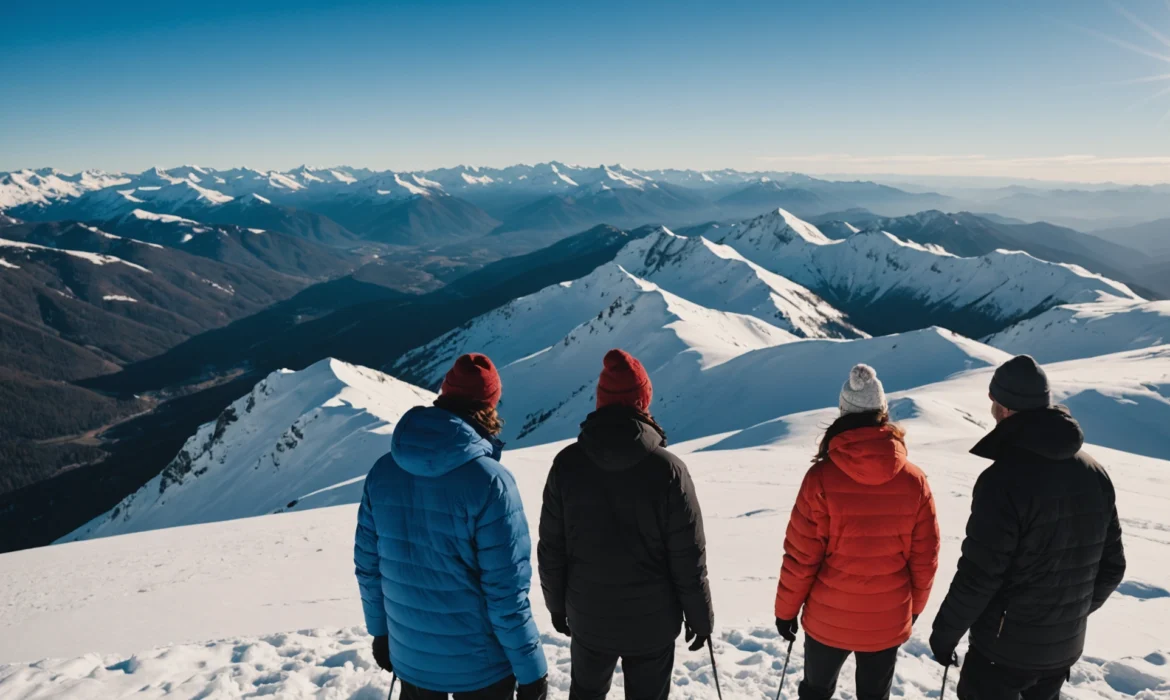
[537,406,714,655]
[932,406,1126,671]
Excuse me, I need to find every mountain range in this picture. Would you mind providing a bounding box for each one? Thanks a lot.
[7,164,1167,283]
[710,210,1140,337]
[395,208,1141,445]
[2,164,964,257]
[1,158,1167,558]
[5,212,358,279]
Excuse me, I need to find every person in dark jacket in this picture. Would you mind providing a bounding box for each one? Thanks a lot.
[538,349,714,700]
[355,353,548,700]
[930,355,1127,700]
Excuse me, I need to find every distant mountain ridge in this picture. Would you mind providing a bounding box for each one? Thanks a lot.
[4,214,358,280]
[3,164,964,252]
[847,210,1154,296]
[713,209,1143,337]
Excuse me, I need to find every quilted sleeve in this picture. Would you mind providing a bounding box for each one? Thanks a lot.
[932,466,1019,652]
[1092,504,1126,612]
[775,466,829,620]
[475,468,549,684]
[909,477,941,615]
[663,459,714,637]
[537,458,568,617]
[354,478,388,637]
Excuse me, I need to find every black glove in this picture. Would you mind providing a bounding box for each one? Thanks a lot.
[517,676,548,700]
[928,631,959,667]
[775,616,799,643]
[551,613,571,637]
[371,635,392,673]
[684,621,710,652]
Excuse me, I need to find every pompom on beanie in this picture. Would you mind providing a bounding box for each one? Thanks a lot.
[839,363,888,416]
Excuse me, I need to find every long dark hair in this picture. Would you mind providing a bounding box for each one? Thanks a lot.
[813,410,905,464]
[434,395,504,437]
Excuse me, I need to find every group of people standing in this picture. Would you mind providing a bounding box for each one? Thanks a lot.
[354,350,1126,700]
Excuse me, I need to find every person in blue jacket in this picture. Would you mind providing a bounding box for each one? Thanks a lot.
[355,353,548,700]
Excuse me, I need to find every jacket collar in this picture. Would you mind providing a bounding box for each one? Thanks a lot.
[971,405,1084,462]
[577,405,666,472]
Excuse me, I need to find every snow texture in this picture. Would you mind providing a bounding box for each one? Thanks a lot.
[0,238,152,273]
[1,196,1168,699]
[714,209,1141,321]
[988,298,1170,362]
[59,360,434,542]
[3,349,1169,697]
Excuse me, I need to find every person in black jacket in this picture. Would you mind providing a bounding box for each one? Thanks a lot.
[538,349,714,700]
[930,355,1127,700]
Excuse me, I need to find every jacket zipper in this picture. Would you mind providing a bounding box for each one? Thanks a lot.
[997,610,1007,638]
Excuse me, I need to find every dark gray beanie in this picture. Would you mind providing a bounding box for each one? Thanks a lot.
[990,355,1051,411]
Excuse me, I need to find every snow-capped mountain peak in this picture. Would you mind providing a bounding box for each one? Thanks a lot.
[142,180,235,208]
[360,172,445,198]
[613,228,865,339]
[722,208,835,249]
[715,209,1143,338]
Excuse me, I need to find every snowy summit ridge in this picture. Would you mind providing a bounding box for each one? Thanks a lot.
[60,359,434,542]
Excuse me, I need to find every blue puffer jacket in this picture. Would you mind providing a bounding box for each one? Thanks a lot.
[354,405,547,692]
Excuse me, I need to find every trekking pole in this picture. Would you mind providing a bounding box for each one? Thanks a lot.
[940,652,957,700]
[388,672,398,700]
[774,638,795,700]
[706,637,724,700]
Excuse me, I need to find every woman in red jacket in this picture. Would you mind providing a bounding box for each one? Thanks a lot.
[774,364,940,700]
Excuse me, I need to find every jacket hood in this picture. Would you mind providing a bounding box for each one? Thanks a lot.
[971,405,1084,462]
[577,406,666,472]
[827,425,908,486]
[390,405,502,477]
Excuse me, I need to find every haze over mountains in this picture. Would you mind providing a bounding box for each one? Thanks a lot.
[1,161,1168,555]
[4,163,1162,250]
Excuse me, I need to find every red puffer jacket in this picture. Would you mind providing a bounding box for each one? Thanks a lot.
[774,425,940,652]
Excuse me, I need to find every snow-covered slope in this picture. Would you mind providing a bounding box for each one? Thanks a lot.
[27,181,236,221]
[715,209,1143,337]
[614,228,865,339]
[394,228,862,392]
[393,262,652,388]
[987,297,1170,362]
[352,172,445,199]
[61,360,434,543]
[0,168,129,209]
[3,347,1169,699]
[498,279,796,442]
[517,327,1011,446]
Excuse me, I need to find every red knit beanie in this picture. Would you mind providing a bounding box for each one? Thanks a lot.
[440,353,502,408]
[597,349,653,411]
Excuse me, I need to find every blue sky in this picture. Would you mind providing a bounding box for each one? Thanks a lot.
[3,0,1170,182]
